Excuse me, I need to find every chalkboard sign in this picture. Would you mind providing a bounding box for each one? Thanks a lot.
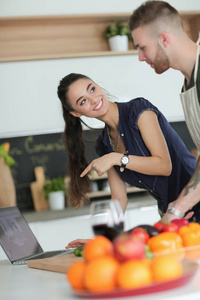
[0,130,100,211]
[0,122,195,211]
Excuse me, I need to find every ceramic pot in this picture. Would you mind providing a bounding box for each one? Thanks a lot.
[108,35,128,52]
[48,191,65,210]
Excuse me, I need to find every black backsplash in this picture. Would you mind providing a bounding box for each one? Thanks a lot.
[0,122,195,211]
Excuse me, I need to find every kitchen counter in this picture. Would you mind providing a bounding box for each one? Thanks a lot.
[1,197,200,300]
[0,258,200,300]
[22,192,155,223]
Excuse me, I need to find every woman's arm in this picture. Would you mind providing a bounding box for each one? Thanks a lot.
[81,111,172,177]
[65,239,90,249]
[133,110,172,175]
[107,167,128,213]
[65,168,127,249]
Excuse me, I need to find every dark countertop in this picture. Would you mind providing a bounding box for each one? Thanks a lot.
[23,192,157,223]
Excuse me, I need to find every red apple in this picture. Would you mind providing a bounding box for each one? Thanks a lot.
[130,227,150,243]
[113,233,146,262]
[171,218,189,229]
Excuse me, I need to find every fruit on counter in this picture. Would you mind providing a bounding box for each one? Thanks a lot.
[130,227,150,243]
[171,218,189,229]
[73,246,84,257]
[83,235,113,262]
[128,224,159,237]
[67,261,86,290]
[151,255,183,282]
[154,221,166,233]
[162,222,178,233]
[113,233,146,262]
[147,232,184,260]
[116,259,152,289]
[178,222,200,247]
[67,234,184,292]
[84,256,120,292]
[154,219,189,233]
[178,222,200,260]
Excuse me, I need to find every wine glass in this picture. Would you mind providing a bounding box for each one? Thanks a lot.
[90,199,124,241]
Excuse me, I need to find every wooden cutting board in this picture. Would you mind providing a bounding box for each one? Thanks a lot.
[30,166,49,211]
[27,253,83,273]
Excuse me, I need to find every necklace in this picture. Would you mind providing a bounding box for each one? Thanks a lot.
[107,106,120,152]
[107,129,120,152]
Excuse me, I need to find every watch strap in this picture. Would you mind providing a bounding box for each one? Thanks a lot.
[120,153,129,172]
[167,204,185,218]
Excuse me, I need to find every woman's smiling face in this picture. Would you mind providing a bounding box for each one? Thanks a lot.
[67,78,109,118]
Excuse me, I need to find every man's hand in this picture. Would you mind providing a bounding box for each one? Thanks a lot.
[160,209,194,223]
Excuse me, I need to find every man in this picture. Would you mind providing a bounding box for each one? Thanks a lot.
[129,0,200,222]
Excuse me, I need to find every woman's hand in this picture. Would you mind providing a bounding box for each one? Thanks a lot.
[80,153,120,177]
[65,239,90,249]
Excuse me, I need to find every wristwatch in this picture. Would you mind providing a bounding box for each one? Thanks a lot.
[120,154,130,172]
[167,204,185,218]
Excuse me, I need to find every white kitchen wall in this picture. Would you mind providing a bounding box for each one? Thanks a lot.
[0,0,200,138]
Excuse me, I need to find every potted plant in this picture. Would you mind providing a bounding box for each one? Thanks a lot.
[104,22,132,52]
[43,176,65,210]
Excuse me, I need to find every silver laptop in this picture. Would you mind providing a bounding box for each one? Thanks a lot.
[0,206,71,265]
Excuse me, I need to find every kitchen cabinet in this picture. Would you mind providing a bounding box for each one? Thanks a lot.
[0,11,199,62]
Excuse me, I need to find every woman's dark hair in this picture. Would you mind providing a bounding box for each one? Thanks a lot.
[57,73,91,207]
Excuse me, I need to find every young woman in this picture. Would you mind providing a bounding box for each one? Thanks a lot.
[57,73,197,221]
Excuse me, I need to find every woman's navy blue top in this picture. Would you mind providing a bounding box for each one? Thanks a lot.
[96,98,197,216]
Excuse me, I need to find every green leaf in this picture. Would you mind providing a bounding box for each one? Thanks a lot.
[5,154,16,166]
[0,144,6,158]
[104,22,132,40]
[43,176,65,199]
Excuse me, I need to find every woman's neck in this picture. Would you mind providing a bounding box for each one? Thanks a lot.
[102,102,119,130]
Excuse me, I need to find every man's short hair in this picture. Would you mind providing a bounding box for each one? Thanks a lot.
[129,1,181,32]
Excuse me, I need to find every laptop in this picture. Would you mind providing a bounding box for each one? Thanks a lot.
[0,206,72,265]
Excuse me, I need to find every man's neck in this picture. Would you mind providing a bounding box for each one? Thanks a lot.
[171,41,197,84]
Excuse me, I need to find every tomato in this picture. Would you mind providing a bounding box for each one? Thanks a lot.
[171,218,189,229]
[130,227,150,244]
[154,222,166,233]
[162,223,178,233]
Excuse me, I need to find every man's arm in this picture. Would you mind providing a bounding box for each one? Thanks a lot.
[161,156,200,222]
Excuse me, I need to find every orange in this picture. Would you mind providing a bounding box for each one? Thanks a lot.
[67,261,86,290]
[178,225,190,237]
[151,255,183,282]
[83,235,113,262]
[117,259,152,289]
[188,222,200,231]
[84,256,119,292]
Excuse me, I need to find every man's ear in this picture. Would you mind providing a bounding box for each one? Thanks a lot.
[70,111,82,118]
[159,32,170,48]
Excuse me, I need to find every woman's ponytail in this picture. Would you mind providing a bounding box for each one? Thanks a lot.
[57,73,91,207]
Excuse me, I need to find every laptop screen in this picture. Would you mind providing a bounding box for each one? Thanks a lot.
[0,206,43,262]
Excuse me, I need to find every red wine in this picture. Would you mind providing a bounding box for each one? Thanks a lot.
[92,222,124,241]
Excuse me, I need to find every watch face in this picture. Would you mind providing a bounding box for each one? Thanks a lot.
[121,156,129,165]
